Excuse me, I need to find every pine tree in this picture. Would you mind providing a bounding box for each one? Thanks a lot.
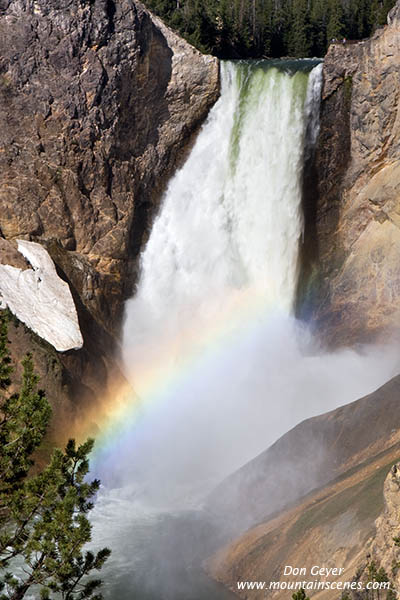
[0,313,111,600]
[378,0,396,26]
[140,0,396,58]
[289,0,312,57]
[369,0,380,30]
[327,0,345,42]
[270,0,291,56]
[292,589,310,600]
[355,0,369,39]
[310,0,328,56]
[0,313,11,391]
[0,354,51,497]
[261,0,274,56]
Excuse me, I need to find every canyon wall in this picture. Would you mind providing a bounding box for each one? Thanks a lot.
[0,0,219,422]
[208,375,400,599]
[300,2,400,347]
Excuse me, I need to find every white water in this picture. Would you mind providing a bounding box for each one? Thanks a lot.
[123,62,315,375]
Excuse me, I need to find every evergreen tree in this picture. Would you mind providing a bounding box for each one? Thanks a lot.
[343,0,361,39]
[311,0,328,56]
[0,314,11,391]
[379,0,396,26]
[369,0,380,29]
[0,313,111,600]
[0,354,51,496]
[260,0,274,56]
[355,0,370,39]
[270,0,291,56]
[289,0,312,57]
[366,561,391,588]
[292,589,310,600]
[327,0,345,41]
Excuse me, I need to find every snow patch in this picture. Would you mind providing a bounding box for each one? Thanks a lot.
[0,240,83,352]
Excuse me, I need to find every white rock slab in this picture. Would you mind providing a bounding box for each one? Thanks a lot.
[0,240,83,352]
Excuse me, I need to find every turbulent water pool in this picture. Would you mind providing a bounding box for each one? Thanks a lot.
[91,498,237,600]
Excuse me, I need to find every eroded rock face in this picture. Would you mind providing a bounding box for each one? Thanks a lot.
[0,0,219,336]
[0,0,219,418]
[0,238,29,269]
[207,376,400,599]
[368,463,400,589]
[206,374,400,534]
[300,2,400,346]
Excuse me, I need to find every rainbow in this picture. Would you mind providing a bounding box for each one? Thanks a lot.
[77,286,290,473]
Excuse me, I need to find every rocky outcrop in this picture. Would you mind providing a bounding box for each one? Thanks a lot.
[300,2,400,346]
[0,0,218,336]
[0,238,29,269]
[0,0,219,419]
[368,463,400,590]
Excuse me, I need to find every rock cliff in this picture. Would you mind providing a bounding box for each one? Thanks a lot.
[367,463,400,591]
[0,0,219,419]
[300,2,400,346]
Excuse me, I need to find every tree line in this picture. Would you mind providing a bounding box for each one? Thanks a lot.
[143,0,396,58]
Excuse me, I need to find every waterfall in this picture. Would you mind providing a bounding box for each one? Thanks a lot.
[304,62,323,152]
[123,61,321,393]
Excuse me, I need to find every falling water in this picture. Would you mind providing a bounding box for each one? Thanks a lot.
[123,61,321,377]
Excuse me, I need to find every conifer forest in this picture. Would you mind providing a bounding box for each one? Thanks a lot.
[143,0,396,58]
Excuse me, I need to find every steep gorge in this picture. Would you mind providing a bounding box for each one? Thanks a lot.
[208,376,400,600]
[2,0,400,596]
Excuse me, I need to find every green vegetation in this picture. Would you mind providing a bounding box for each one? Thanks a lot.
[143,0,396,58]
[345,560,397,600]
[0,312,110,600]
[292,589,310,600]
[367,561,392,590]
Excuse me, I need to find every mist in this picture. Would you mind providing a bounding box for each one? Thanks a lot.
[90,313,398,599]
[96,60,398,504]
[98,314,398,507]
